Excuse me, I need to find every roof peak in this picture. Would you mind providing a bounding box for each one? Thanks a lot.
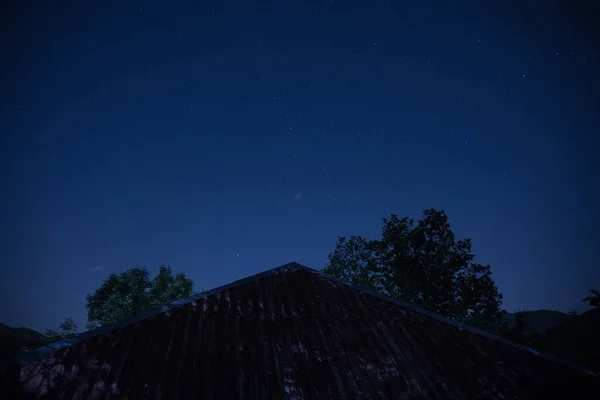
[7,262,598,377]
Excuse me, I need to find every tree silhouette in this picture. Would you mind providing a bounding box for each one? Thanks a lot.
[323,208,505,331]
[43,317,79,343]
[85,265,194,327]
[583,289,600,308]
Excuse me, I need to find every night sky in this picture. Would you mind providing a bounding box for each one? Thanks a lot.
[2,1,599,333]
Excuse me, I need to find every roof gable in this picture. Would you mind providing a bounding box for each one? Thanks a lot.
[11,262,308,367]
[7,262,599,376]
[2,262,598,398]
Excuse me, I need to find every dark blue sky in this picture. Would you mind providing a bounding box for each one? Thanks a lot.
[2,1,598,333]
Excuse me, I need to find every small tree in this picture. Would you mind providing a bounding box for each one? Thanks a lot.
[44,317,79,342]
[86,265,194,327]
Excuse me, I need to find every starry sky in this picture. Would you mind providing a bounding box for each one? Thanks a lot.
[1,1,599,333]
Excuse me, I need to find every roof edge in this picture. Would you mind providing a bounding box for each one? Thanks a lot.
[3,262,305,370]
[4,261,598,378]
[312,268,599,377]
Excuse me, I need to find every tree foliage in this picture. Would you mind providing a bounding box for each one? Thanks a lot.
[85,265,194,328]
[323,208,505,331]
[44,317,79,343]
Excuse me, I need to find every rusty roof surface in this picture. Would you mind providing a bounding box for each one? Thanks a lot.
[1,262,599,399]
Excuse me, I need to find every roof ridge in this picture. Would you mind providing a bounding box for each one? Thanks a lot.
[6,261,598,378]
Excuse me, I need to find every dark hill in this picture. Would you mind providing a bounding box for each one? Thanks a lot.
[503,309,570,335]
[0,323,49,362]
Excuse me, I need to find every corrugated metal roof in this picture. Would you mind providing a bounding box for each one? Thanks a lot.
[1,262,598,399]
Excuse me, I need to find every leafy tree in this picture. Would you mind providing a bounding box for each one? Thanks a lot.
[323,208,505,331]
[583,289,600,308]
[85,265,194,327]
[44,317,79,343]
